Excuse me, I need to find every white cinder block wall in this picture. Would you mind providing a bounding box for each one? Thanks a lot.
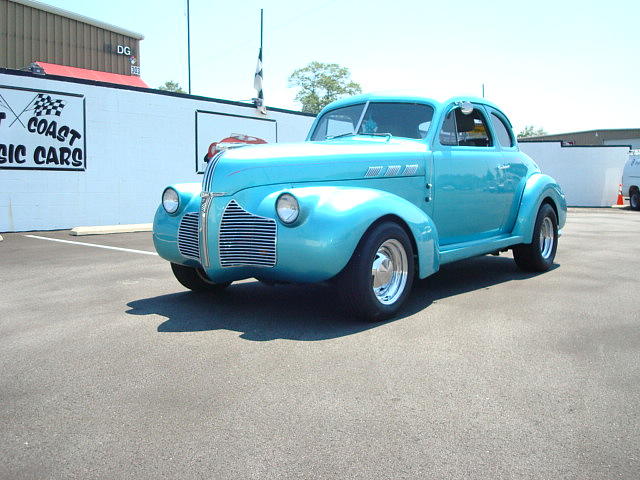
[518,142,630,207]
[0,71,314,232]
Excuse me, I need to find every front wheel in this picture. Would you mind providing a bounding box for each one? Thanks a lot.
[335,222,415,322]
[512,203,558,272]
[170,263,231,292]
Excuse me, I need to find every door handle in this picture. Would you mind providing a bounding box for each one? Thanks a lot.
[497,164,510,170]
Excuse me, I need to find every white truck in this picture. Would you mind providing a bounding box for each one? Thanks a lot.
[622,153,640,210]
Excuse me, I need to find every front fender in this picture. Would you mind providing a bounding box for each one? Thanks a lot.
[512,173,567,243]
[152,182,201,265]
[251,186,439,280]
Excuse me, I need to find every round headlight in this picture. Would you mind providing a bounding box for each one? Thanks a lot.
[276,193,299,224]
[162,187,179,214]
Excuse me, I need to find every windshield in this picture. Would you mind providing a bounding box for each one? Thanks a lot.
[310,102,434,141]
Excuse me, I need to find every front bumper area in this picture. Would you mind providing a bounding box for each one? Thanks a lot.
[153,187,355,284]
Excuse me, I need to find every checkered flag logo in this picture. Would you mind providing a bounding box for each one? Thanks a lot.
[33,94,66,117]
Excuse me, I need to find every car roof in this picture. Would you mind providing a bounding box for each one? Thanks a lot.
[322,91,503,114]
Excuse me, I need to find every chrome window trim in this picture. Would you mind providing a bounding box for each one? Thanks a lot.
[353,100,370,134]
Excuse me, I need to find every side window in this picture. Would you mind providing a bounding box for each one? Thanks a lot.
[439,107,493,147]
[455,108,492,147]
[490,113,514,147]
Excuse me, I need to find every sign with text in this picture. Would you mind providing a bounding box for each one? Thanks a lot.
[0,86,86,171]
[195,110,277,174]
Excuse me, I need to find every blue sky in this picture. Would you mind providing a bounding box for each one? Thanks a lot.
[38,0,640,134]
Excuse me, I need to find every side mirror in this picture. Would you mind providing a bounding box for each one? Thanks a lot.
[459,101,474,115]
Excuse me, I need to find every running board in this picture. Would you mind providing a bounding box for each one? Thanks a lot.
[439,235,524,265]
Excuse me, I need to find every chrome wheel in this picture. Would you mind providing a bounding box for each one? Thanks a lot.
[539,216,555,260]
[371,239,408,305]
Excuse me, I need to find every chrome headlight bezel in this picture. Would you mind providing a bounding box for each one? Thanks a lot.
[162,187,180,214]
[275,193,300,224]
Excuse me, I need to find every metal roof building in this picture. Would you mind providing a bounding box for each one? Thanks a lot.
[0,0,147,86]
[521,128,640,149]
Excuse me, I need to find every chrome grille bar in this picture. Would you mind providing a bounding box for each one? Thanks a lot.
[219,200,277,268]
[177,212,200,260]
[202,152,223,192]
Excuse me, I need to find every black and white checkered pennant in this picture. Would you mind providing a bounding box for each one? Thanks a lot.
[33,94,66,117]
[254,48,263,101]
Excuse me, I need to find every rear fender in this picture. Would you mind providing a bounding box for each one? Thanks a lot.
[512,174,567,243]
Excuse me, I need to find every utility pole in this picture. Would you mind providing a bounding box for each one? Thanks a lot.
[187,0,192,94]
[482,83,485,98]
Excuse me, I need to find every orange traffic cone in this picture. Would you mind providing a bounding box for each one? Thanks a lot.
[617,184,624,206]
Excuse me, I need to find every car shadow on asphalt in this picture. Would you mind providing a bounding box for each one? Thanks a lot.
[125,256,554,341]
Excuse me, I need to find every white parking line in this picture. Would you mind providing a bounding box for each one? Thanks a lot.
[24,235,158,256]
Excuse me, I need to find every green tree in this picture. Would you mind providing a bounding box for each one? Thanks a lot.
[158,81,186,93]
[518,125,547,138]
[288,62,362,114]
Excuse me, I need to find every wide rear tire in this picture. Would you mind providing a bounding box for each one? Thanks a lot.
[170,263,231,292]
[335,222,415,322]
[512,203,558,272]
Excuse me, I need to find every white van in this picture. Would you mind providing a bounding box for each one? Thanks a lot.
[622,154,640,210]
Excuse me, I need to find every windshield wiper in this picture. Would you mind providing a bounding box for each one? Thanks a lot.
[327,132,393,140]
[357,132,393,141]
[326,132,356,140]
[357,132,392,137]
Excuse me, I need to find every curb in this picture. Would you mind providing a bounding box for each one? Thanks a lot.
[70,223,152,236]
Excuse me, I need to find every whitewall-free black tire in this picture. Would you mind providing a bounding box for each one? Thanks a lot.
[512,203,558,272]
[170,263,231,292]
[335,222,415,322]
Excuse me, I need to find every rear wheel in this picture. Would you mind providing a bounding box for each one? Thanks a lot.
[512,203,558,272]
[630,189,640,211]
[336,222,415,322]
[170,263,231,292]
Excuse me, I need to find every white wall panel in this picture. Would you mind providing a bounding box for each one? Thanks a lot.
[519,142,630,207]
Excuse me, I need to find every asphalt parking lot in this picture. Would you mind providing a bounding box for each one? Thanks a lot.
[1,208,639,479]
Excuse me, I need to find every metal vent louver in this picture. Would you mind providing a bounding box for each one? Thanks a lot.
[219,201,277,267]
[177,212,200,260]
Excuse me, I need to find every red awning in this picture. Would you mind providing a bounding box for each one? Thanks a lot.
[35,62,149,88]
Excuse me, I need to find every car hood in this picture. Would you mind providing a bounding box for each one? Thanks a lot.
[206,137,428,195]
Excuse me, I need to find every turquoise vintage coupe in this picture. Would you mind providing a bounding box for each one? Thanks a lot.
[153,93,566,321]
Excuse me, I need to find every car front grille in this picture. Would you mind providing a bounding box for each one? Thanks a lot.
[177,212,200,260]
[219,200,277,268]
